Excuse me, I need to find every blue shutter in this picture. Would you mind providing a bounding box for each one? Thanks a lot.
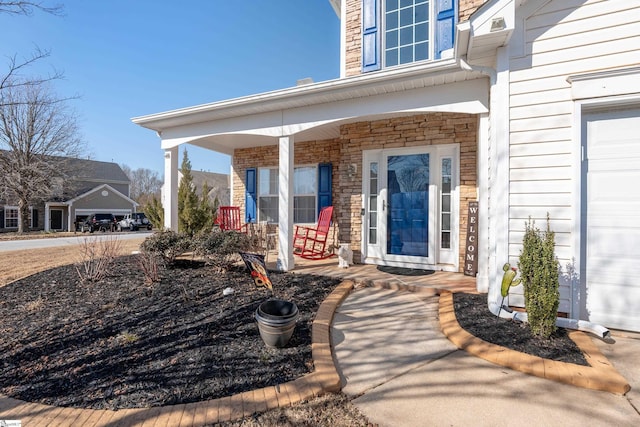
[362,0,381,72]
[245,168,256,223]
[317,163,332,215]
[435,0,456,59]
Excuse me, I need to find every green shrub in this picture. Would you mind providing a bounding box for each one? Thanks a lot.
[194,230,252,272]
[518,216,559,339]
[143,196,164,230]
[140,230,191,266]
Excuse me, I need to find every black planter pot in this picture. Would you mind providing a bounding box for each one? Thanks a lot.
[255,299,299,348]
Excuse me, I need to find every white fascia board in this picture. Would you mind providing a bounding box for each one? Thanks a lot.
[157,77,489,151]
[132,59,461,131]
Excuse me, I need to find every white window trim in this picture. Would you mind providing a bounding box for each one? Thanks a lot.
[257,165,319,224]
[382,0,435,69]
[4,206,18,229]
[361,144,459,270]
[3,205,34,229]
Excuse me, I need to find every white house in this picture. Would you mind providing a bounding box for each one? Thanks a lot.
[133,0,640,333]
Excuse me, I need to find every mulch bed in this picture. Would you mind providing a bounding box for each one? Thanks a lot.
[0,255,340,410]
[0,257,590,413]
[453,292,588,366]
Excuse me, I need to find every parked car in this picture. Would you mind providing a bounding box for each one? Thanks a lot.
[80,213,117,233]
[117,212,152,231]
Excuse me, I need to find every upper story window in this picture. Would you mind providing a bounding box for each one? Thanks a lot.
[384,0,430,67]
[363,0,456,72]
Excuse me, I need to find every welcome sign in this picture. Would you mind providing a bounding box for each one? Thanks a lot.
[464,201,479,277]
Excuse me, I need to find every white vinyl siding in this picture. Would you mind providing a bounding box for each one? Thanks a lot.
[506,1,640,313]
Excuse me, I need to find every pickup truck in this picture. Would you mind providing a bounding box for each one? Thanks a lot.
[117,212,153,231]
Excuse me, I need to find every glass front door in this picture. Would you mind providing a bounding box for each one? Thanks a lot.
[363,145,458,269]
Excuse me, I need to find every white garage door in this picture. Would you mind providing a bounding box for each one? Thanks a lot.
[584,107,640,332]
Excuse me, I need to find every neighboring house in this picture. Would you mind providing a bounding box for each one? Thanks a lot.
[133,1,640,332]
[160,169,230,207]
[0,156,137,232]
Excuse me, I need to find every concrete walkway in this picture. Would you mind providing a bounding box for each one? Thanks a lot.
[332,286,640,427]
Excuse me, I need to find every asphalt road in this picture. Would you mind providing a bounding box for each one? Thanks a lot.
[0,232,152,252]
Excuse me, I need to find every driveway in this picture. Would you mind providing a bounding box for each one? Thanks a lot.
[0,232,153,252]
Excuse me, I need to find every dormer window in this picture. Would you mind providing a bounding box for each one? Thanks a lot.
[362,0,456,72]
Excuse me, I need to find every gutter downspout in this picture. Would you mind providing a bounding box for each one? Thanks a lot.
[459,57,610,340]
[488,299,610,339]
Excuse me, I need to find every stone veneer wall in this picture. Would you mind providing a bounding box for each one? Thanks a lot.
[459,0,487,22]
[232,139,342,223]
[344,0,489,77]
[232,113,477,272]
[337,113,477,270]
[344,0,362,77]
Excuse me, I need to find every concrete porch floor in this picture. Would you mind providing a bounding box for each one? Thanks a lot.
[273,255,478,294]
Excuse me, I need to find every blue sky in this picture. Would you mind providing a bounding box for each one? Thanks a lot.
[1,1,340,175]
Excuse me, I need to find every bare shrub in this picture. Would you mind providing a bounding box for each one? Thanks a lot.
[136,250,161,285]
[75,235,122,283]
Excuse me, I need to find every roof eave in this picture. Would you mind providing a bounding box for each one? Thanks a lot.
[131,58,462,132]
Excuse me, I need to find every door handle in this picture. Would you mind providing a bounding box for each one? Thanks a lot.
[383,200,386,211]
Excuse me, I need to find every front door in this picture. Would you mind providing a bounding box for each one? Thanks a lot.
[363,145,458,270]
[50,209,63,231]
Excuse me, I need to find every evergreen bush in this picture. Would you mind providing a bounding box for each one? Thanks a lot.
[194,230,252,272]
[140,230,191,267]
[143,196,164,230]
[517,215,560,339]
[178,148,215,236]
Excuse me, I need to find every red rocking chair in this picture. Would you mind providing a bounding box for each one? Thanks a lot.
[215,206,248,233]
[293,206,335,260]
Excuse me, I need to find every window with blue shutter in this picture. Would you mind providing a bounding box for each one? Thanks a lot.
[248,164,332,224]
[362,0,457,71]
[317,163,332,214]
[245,168,256,223]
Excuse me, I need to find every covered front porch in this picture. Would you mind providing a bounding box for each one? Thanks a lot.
[133,59,491,292]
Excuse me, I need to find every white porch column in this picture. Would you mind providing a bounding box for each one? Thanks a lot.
[164,146,179,231]
[277,135,295,271]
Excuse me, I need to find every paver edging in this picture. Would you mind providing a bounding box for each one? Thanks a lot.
[0,280,355,426]
[438,291,631,395]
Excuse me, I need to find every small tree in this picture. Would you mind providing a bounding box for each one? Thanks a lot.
[518,215,559,339]
[143,195,164,230]
[177,148,213,236]
[0,83,81,232]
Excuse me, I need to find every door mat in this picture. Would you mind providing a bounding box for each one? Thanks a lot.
[377,265,436,276]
